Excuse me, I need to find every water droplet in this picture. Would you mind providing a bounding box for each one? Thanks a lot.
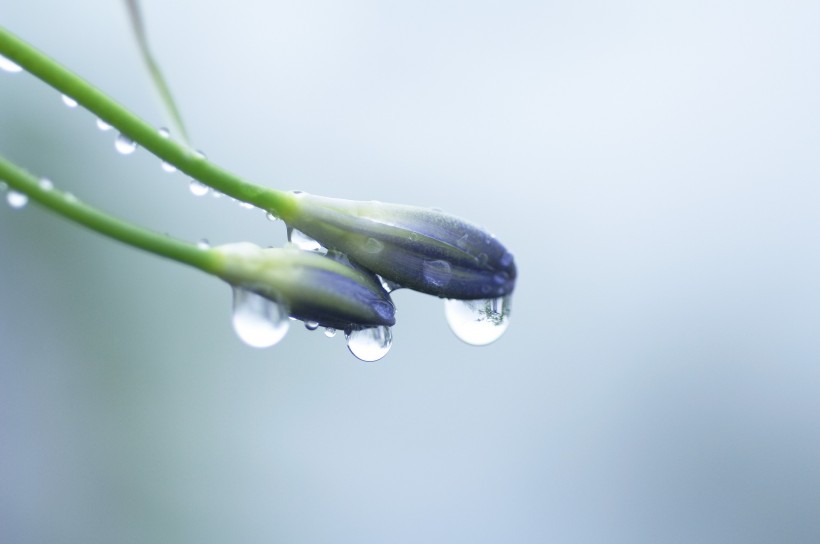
[197,239,210,249]
[288,228,326,253]
[444,296,511,346]
[7,191,28,209]
[38,178,54,191]
[305,321,319,331]
[324,327,337,338]
[114,133,137,154]
[231,287,289,348]
[96,118,112,131]
[158,127,171,138]
[456,234,470,249]
[193,149,207,160]
[346,326,393,362]
[61,94,78,108]
[211,190,224,199]
[363,237,384,254]
[161,161,177,173]
[239,201,255,210]
[187,179,208,197]
[266,212,278,222]
[64,192,79,203]
[0,54,23,73]
[422,259,452,288]
[377,275,401,293]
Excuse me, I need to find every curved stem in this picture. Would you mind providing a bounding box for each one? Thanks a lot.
[0,153,221,274]
[0,26,299,222]
[124,0,190,146]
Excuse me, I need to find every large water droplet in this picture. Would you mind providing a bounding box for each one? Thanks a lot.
[96,118,112,131]
[422,259,452,288]
[189,179,209,197]
[7,191,28,209]
[61,94,78,108]
[231,287,289,348]
[0,54,23,73]
[444,296,511,346]
[114,133,137,154]
[288,228,326,253]
[346,326,393,362]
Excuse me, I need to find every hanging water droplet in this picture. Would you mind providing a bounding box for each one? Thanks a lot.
[189,179,209,197]
[287,228,326,253]
[158,127,171,138]
[38,178,54,191]
[266,212,278,222]
[305,321,319,331]
[362,237,384,254]
[324,327,337,338]
[161,161,177,173]
[0,54,23,73]
[346,326,393,362]
[422,259,452,288]
[197,239,210,249]
[444,296,511,346]
[61,94,78,108]
[114,133,137,155]
[239,201,255,210]
[7,190,28,209]
[231,287,289,348]
[96,118,112,131]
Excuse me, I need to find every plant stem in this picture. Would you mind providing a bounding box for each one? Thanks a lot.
[0,26,299,222]
[124,0,190,146]
[0,153,220,274]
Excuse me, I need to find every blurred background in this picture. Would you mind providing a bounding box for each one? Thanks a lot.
[2,1,820,542]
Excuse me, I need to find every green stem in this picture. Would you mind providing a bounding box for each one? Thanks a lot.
[0,153,220,274]
[0,26,299,222]
[124,0,191,146]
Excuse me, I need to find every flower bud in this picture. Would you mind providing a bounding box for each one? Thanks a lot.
[211,243,395,329]
[278,193,517,299]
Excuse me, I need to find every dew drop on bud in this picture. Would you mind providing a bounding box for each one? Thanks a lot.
[96,118,112,131]
[444,296,511,346]
[114,133,137,155]
[324,327,337,338]
[61,94,78,108]
[189,179,209,196]
[422,259,452,288]
[345,326,393,362]
[0,54,23,73]
[231,287,289,348]
[6,190,28,209]
[287,228,326,253]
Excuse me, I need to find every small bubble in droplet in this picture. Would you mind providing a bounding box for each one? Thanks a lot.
[444,296,511,346]
[161,161,177,173]
[158,127,171,139]
[38,178,54,191]
[114,133,137,155]
[61,94,78,108]
[324,327,337,338]
[363,237,384,254]
[197,239,210,249]
[422,259,452,288]
[305,321,319,331]
[189,179,209,197]
[193,149,207,160]
[288,228,326,253]
[6,191,28,209]
[0,54,23,73]
[231,287,289,348]
[266,212,278,222]
[96,118,112,131]
[346,326,393,362]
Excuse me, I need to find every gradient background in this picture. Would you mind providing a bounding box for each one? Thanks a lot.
[2,1,820,542]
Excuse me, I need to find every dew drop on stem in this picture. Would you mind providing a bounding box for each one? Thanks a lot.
[158,127,171,138]
[231,287,289,348]
[0,54,23,73]
[61,94,78,108]
[96,118,112,131]
[114,133,137,155]
[189,179,209,197]
[6,191,28,209]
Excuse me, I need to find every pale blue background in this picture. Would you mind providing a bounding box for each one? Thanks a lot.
[2,1,820,542]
